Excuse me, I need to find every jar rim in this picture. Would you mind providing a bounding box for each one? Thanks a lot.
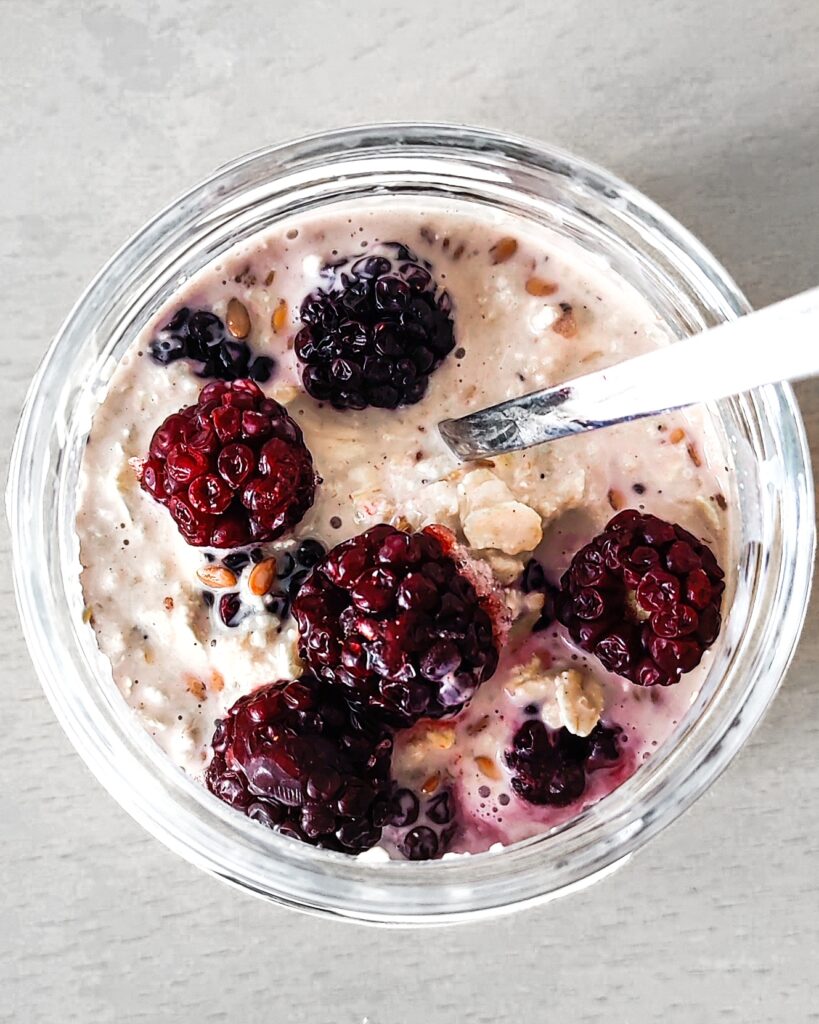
[7,122,815,924]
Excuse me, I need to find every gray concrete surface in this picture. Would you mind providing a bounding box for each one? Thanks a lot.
[2,1,818,1021]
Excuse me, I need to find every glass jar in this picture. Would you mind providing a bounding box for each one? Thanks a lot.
[7,124,814,924]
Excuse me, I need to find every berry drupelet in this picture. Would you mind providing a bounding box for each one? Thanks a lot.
[149,306,275,383]
[294,243,456,410]
[292,524,499,727]
[505,718,621,807]
[379,784,460,860]
[557,510,725,686]
[206,674,393,853]
[139,379,317,548]
[521,557,559,632]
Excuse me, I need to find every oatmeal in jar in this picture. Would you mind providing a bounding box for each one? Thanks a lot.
[77,198,730,858]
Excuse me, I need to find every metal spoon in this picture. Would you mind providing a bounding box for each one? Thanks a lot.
[438,286,819,461]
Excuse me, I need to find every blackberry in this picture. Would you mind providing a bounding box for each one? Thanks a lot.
[149,306,275,383]
[206,675,393,853]
[505,719,621,807]
[557,510,725,686]
[139,379,317,548]
[292,524,499,727]
[294,243,455,410]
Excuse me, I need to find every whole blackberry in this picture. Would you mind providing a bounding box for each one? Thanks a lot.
[206,675,393,853]
[557,510,725,686]
[294,243,455,410]
[149,306,275,383]
[505,719,621,807]
[139,379,317,548]
[292,524,499,727]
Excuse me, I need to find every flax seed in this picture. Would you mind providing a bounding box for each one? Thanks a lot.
[196,564,238,589]
[490,236,518,264]
[248,557,276,596]
[226,298,251,339]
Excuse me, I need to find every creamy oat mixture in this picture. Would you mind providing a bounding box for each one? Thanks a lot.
[77,197,731,856]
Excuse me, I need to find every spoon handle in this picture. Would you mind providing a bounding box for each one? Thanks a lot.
[439,286,819,460]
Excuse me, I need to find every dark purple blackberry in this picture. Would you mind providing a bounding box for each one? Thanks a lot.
[149,307,275,383]
[206,674,393,853]
[505,720,621,807]
[294,243,455,410]
[557,510,725,686]
[292,524,499,727]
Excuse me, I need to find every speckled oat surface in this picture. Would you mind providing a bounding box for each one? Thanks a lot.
[2,0,819,1021]
[76,198,730,854]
